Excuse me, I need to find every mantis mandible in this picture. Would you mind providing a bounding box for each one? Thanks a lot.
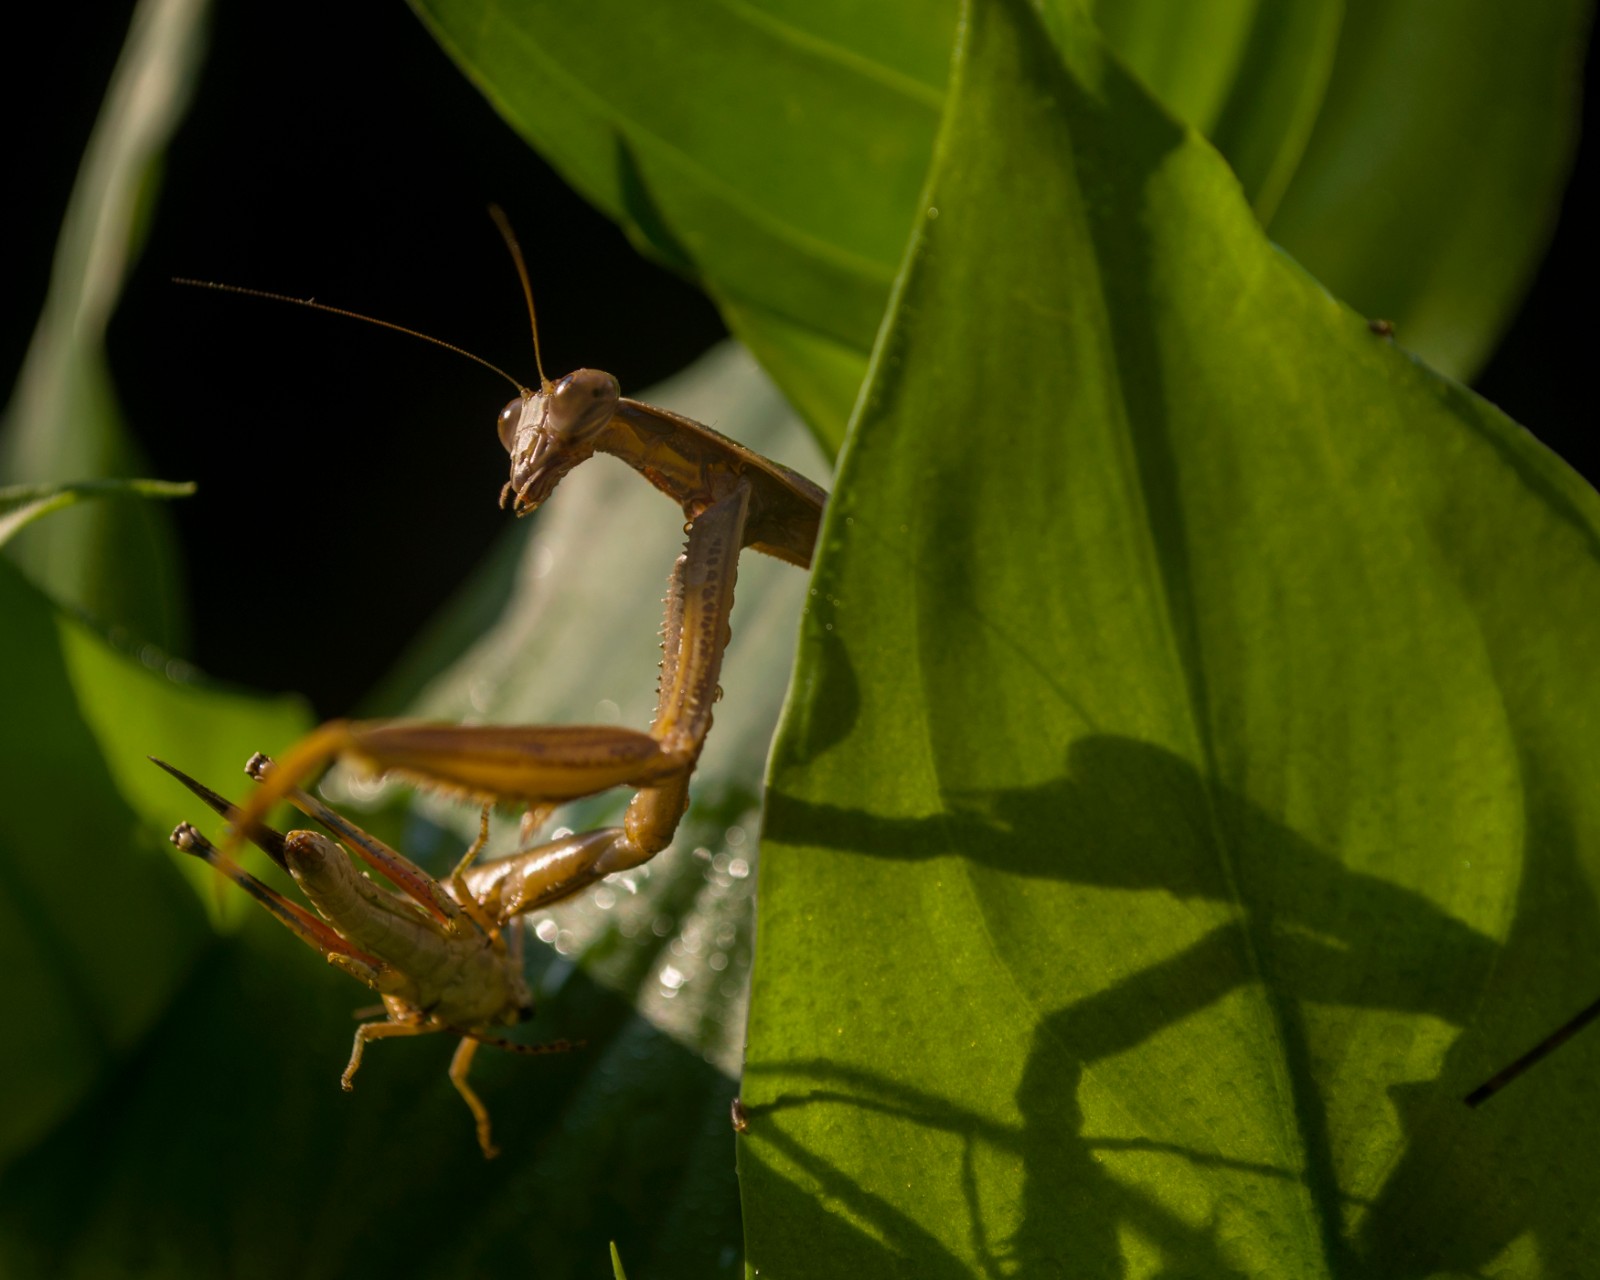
[203,210,826,904]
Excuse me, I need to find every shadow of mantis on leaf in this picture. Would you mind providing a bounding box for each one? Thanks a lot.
[750,735,1600,1276]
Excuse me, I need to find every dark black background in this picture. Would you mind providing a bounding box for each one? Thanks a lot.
[11,2,726,713]
[8,3,1595,715]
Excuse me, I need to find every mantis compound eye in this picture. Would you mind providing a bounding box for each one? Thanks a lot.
[545,369,621,441]
[497,396,526,453]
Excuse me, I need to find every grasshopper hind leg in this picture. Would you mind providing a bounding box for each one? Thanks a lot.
[340,1016,436,1091]
[449,1038,498,1159]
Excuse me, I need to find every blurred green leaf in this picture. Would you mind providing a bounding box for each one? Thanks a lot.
[1085,0,1590,380]
[0,560,307,1174]
[1088,0,1341,220]
[745,0,1600,1275]
[0,0,209,648]
[1267,0,1590,379]
[0,478,194,547]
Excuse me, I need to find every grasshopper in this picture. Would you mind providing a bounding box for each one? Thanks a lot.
[156,753,591,1158]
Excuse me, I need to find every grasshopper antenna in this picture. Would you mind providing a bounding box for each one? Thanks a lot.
[454,1027,585,1056]
[487,204,552,394]
[172,279,528,394]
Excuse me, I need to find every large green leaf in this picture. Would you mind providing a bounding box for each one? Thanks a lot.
[412,0,1586,446]
[745,0,1600,1276]
[0,0,208,648]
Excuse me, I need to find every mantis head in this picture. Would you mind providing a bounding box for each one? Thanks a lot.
[498,369,621,516]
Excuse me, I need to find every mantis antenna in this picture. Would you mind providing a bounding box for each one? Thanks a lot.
[171,278,529,394]
[488,204,551,393]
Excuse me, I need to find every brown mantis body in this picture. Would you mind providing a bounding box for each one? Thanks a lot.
[233,357,824,910]
[165,214,827,1154]
[204,210,826,920]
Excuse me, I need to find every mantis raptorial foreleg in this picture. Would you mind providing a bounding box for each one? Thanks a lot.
[233,472,762,920]
[462,481,753,911]
[620,483,751,858]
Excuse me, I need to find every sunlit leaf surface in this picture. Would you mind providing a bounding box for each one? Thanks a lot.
[744,0,1600,1274]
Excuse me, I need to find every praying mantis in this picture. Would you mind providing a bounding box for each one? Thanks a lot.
[160,212,827,1155]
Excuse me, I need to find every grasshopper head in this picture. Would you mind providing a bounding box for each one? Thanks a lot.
[508,978,537,1025]
[498,369,620,516]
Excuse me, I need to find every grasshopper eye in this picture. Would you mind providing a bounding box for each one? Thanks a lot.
[497,397,524,452]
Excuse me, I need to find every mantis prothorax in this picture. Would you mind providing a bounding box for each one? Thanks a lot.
[191,208,826,923]
[155,753,592,1158]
